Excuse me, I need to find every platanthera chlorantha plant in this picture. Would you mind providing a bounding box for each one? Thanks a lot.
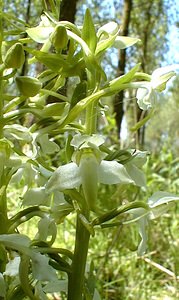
[0,5,179,300]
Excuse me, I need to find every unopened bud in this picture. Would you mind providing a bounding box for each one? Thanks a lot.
[4,43,25,69]
[50,25,68,51]
[16,76,42,97]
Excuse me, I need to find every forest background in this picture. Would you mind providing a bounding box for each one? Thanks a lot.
[1,0,179,299]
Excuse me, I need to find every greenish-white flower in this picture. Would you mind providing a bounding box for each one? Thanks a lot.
[136,65,178,110]
[46,157,134,193]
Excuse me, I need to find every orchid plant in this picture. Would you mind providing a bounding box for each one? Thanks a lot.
[0,2,178,299]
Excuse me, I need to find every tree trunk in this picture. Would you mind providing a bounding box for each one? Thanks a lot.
[60,0,78,23]
[136,1,153,148]
[113,0,132,138]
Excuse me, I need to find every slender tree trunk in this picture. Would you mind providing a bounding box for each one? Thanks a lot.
[60,0,78,23]
[113,0,132,138]
[136,1,153,147]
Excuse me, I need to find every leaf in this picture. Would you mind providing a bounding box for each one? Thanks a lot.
[148,191,179,208]
[114,36,140,49]
[0,273,6,297]
[98,161,134,185]
[130,109,155,132]
[4,256,20,277]
[25,48,69,72]
[42,102,67,117]
[82,9,97,53]
[22,187,51,206]
[31,253,57,281]
[70,80,87,109]
[46,162,81,192]
[107,64,140,92]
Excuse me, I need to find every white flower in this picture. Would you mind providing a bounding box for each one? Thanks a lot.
[46,159,134,193]
[136,65,179,110]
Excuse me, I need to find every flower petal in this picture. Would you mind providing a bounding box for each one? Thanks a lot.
[46,163,81,192]
[98,160,134,185]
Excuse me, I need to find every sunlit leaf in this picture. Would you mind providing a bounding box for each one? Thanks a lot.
[82,9,97,53]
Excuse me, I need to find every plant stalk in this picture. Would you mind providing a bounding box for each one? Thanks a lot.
[67,211,90,300]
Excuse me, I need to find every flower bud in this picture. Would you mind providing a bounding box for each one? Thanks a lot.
[16,76,42,97]
[50,25,68,51]
[4,43,25,69]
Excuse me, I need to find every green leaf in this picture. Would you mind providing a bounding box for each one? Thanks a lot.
[46,162,81,192]
[130,109,155,132]
[98,161,134,185]
[107,64,140,92]
[82,9,97,53]
[26,48,69,72]
[70,81,87,109]
[114,36,140,49]
[42,102,67,117]
[0,273,6,297]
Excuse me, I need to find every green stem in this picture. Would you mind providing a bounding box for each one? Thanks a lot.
[85,100,98,135]
[67,211,90,300]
